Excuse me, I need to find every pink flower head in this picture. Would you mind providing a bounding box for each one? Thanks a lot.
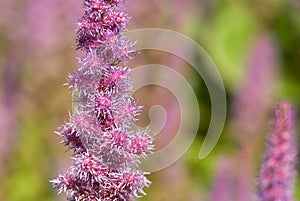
[257,100,298,201]
[51,0,153,200]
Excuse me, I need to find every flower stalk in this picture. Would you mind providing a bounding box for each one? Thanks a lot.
[50,0,153,200]
[257,100,298,201]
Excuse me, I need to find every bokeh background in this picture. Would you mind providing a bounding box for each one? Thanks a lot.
[0,0,299,200]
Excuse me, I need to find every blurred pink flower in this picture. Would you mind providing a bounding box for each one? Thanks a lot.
[0,48,20,173]
[232,31,279,140]
[210,159,233,201]
[231,31,279,201]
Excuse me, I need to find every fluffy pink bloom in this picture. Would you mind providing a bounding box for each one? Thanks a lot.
[257,101,298,201]
[51,0,153,200]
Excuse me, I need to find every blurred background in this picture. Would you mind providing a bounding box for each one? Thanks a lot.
[0,0,299,200]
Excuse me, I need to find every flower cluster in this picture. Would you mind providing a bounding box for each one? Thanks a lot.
[51,0,153,200]
[257,100,298,201]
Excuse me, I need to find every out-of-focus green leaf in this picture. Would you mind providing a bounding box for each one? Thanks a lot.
[208,2,257,89]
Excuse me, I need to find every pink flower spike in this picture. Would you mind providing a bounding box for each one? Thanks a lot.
[51,0,153,200]
[257,100,298,201]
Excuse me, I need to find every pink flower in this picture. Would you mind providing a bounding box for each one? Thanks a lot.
[51,0,153,200]
[257,100,298,201]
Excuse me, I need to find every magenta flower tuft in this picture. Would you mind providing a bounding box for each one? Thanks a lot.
[51,0,153,200]
[257,100,298,201]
